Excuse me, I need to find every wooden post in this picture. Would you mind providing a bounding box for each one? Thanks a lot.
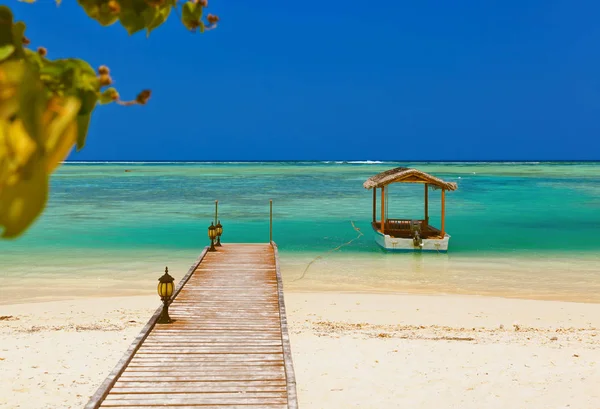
[269,200,273,242]
[215,200,218,224]
[380,186,385,234]
[424,184,429,224]
[441,189,446,238]
[372,188,377,223]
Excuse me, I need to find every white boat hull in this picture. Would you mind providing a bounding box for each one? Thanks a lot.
[373,229,450,252]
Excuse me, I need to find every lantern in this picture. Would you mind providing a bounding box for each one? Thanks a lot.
[157,267,174,324]
[208,222,217,251]
[215,220,223,246]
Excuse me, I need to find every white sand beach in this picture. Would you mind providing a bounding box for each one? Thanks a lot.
[1,292,599,409]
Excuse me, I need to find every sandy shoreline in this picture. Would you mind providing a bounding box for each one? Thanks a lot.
[1,293,599,408]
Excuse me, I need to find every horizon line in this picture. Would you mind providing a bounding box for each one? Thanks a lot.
[63,159,600,163]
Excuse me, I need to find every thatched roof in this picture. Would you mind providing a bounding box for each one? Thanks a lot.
[363,167,458,191]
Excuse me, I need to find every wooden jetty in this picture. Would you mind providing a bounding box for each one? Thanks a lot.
[86,242,298,409]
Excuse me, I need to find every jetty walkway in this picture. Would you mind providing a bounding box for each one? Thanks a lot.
[85,243,298,409]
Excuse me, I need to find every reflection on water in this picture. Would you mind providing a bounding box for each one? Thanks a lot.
[3,249,599,304]
[280,251,600,303]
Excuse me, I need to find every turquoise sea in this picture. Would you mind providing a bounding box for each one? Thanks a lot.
[1,161,599,304]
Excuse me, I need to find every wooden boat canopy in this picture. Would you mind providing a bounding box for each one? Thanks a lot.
[363,167,458,191]
[364,167,458,245]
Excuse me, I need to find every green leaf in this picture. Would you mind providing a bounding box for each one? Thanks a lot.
[144,4,171,37]
[0,6,15,46]
[77,0,118,26]
[76,113,92,150]
[181,1,202,30]
[79,89,98,115]
[76,90,98,149]
[51,59,98,93]
[119,9,147,35]
[11,21,26,58]
[0,44,15,61]
[25,49,45,70]
[98,87,117,104]
[97,3,119,26]
[17,66,46,143]
[61,58,97,77]
[77,0,101,20]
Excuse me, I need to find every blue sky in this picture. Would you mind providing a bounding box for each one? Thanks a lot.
[12,0,600,160]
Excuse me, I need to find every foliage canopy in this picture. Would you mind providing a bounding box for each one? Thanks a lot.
[0,1,217,238]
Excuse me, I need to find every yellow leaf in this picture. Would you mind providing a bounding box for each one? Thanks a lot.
[0,63,21,120]
[43,97,80,172]
[0,160,48,238]
[0,119,10,186]
[6,118,37,171]
[46,121,76,172]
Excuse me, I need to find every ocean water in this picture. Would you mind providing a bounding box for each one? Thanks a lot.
[1,161,599,304]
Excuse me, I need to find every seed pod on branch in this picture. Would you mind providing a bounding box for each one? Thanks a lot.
[37,47,47,57]
[116,90,151,106]
[97,65,110,75]
[136,90,151,105]
[207,14,219,24]
[98,74,112,87]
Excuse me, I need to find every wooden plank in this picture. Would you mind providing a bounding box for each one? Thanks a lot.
[134,348,284,353]
[100,397,288,407]
[102,403,287,409]
[103,392,287,401]
[130,355,284,362]
[115,373,286,382]
[147,329,281,341]
[119,372,286,379]
[110,386,287,394]
[127,363,284,369]
[113,381,287,389]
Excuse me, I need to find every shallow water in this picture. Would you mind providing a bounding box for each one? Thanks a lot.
[1,161,599,304]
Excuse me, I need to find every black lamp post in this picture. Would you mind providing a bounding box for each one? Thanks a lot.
[157,267,174,324]
[208,222,217,251]
[215,220,223,246]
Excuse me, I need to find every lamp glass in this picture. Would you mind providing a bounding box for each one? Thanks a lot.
[157,281,174,298]
[208,224,216,240]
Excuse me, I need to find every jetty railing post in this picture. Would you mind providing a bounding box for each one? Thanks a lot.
[269,200,273,243]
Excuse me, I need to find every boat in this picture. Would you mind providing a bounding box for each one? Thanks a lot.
[363,167,458,252]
